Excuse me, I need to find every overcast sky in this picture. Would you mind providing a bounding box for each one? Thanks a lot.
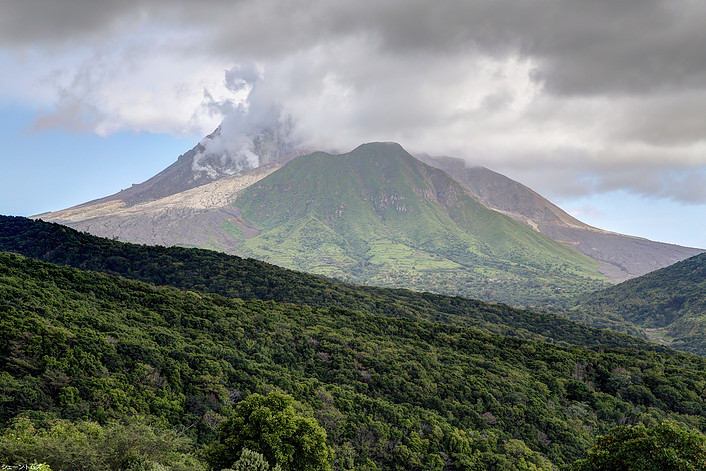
[1,0,705,248]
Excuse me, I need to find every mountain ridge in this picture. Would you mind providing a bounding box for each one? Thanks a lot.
[45,125,309,211]
[571,251,706,354]
[419,154,704,280]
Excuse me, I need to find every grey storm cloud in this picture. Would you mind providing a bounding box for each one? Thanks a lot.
[6,0,706,96]
[4,0,706,203]
[609,91,706,146]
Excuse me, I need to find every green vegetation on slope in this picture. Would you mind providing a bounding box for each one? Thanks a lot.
[0,417,204,471]
[4,251,706,469]
[0,215,646,345]
[571,253,706,354]
[571,421,706,471]
[233,143,609,306]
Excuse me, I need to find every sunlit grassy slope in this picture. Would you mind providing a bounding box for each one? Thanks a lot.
[234,142,608,305]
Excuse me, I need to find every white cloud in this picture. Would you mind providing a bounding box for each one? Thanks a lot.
[2,25,233,137]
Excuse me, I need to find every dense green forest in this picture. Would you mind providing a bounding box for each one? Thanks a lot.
[4,251,706,470]
[0,215,645,345]
[571,253,706,354]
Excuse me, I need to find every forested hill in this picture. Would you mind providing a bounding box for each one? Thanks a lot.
[1,215,645,346]
[4,250,706,470]
[572,252,706,354]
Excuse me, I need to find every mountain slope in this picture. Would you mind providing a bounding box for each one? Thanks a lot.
[420,155,704,281]
[231,142,609,305]
[5,250,706,469]
[36,164,279,251]
[572,252,706,354]
[37,125,306,212]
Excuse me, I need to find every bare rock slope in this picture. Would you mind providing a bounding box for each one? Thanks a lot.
[37,125,307,249]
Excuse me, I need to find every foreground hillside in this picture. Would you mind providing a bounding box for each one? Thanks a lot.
[572,253,706,354]
[0,215,645,344]
[4,251,706,470]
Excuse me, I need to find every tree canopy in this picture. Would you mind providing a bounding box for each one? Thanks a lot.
[572,421,706,471]
[205,393,332,471]
[6,247,706,468]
